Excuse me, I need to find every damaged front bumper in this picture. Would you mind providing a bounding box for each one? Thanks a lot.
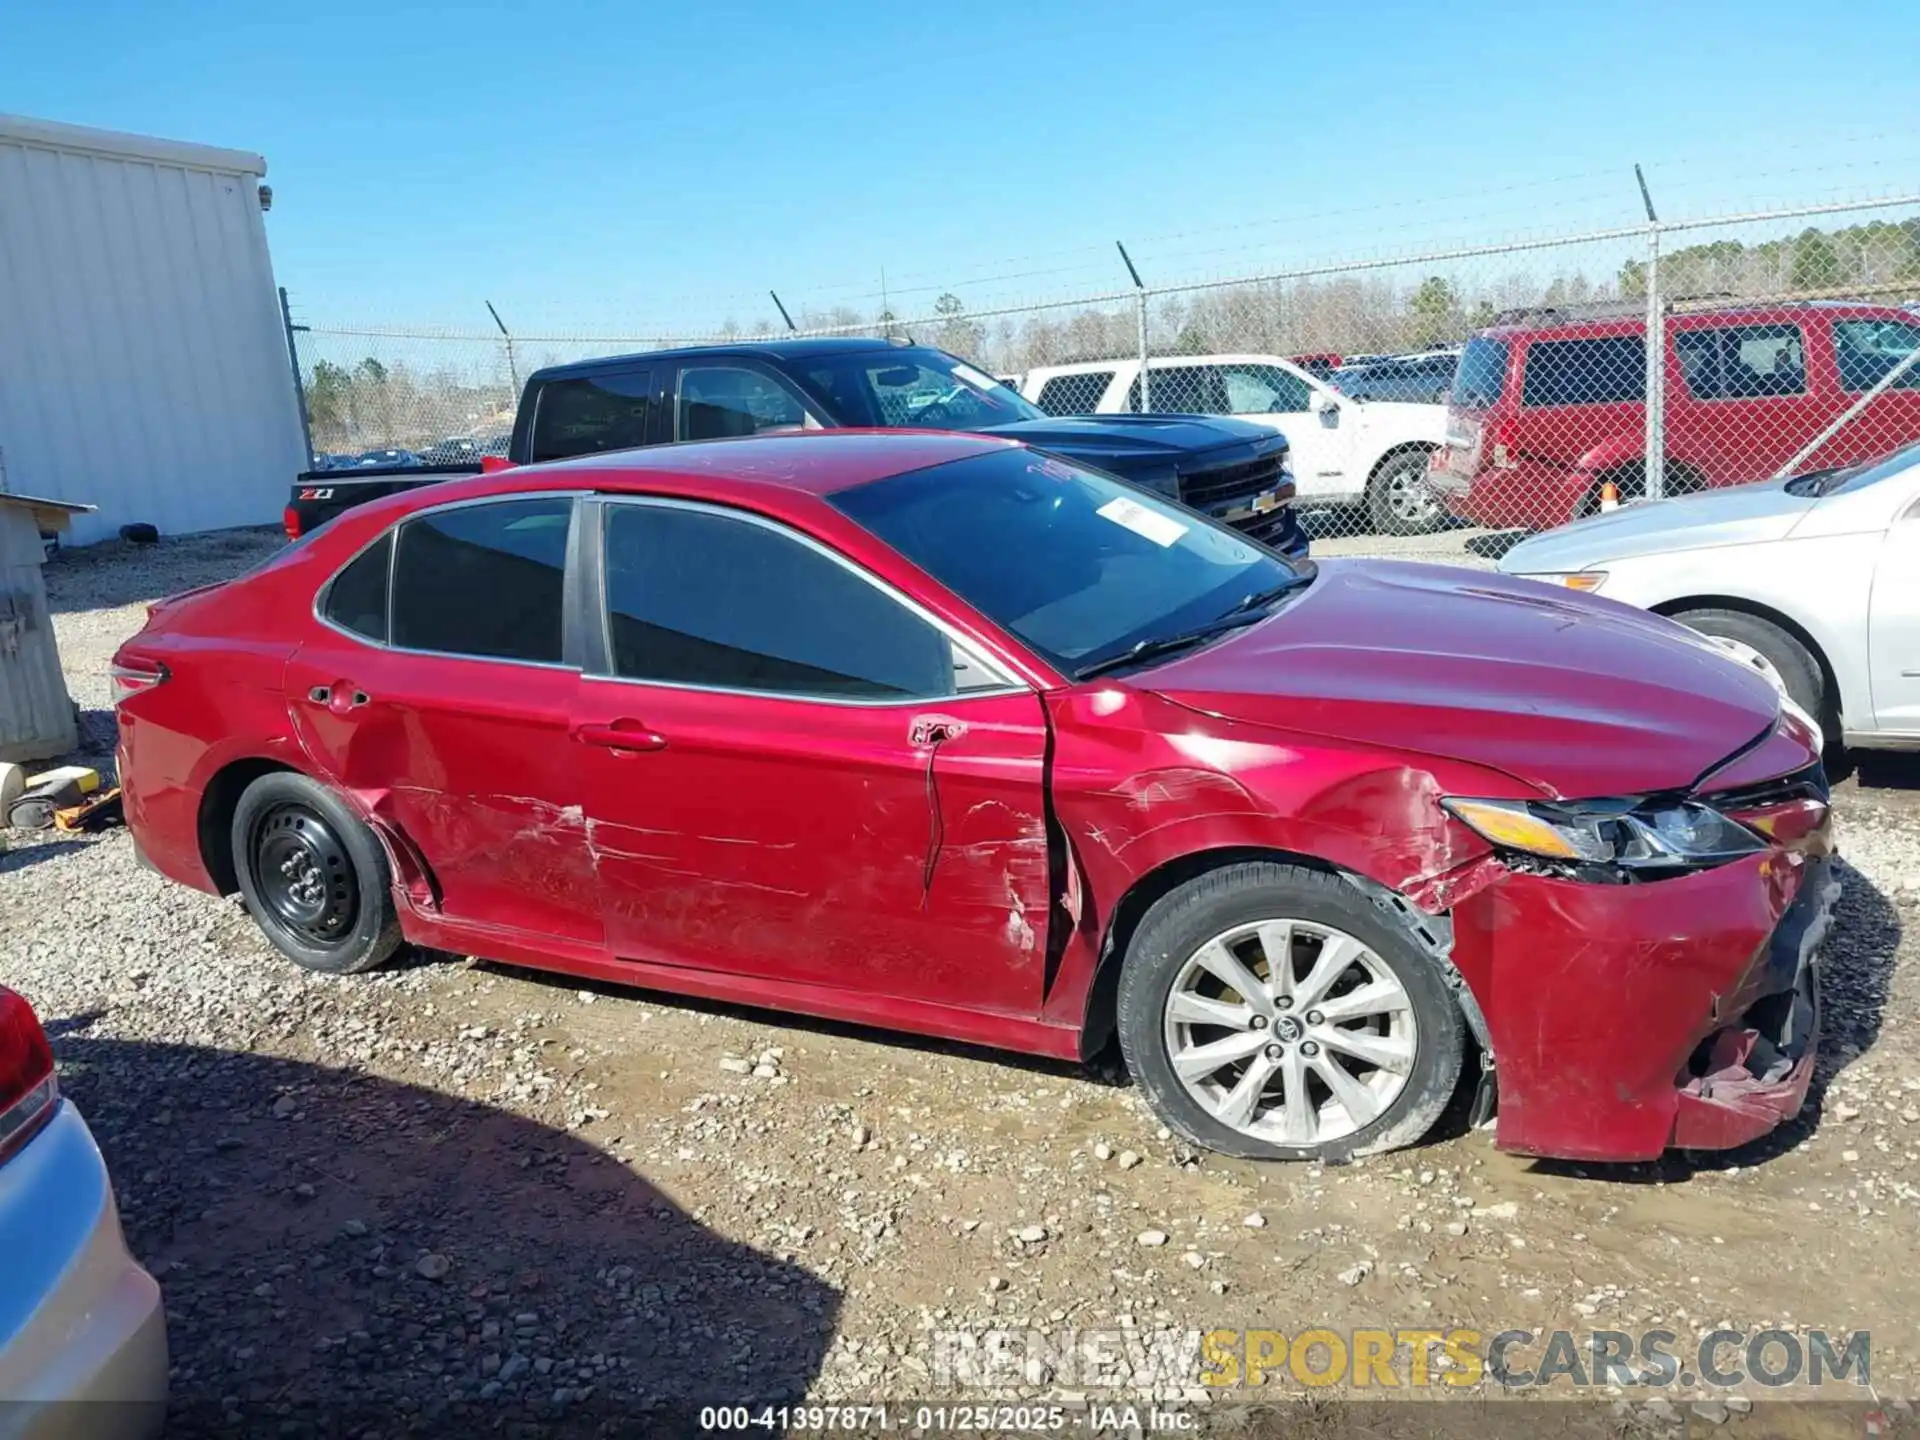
[1450,850,1839,1163]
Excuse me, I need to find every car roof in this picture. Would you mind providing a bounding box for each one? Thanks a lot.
[527,336,913,381]
[380,432,1022,515]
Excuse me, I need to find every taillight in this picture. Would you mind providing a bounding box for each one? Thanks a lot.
[1486,416,1519,470]
[109,655,169,706]
[0,988,57,1165]
[284,505,304,541]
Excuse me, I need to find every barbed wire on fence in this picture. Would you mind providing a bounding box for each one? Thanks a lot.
[288,193,1920,553]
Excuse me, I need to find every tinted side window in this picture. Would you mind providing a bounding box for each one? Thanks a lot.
[603,505,959,700]
[1833,319,1920,393]
[1034,372,1113,415]
[1674,324,1807,401]
[323,533,391,643]
[529,372,653,462]
[1520,336,1645,407]
[391,499,573,663]
[1128,366,1232,414]
[676,366,810,441]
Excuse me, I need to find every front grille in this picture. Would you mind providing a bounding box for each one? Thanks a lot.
[1180,450,1285,510]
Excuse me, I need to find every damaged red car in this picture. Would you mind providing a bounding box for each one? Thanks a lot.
[112,432,1837,1163]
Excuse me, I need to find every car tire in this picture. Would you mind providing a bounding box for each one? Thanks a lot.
[1671,608,1828,733]
[1366,450,1447,536]
[230,771,404,975]
[1115,861,1464,1161]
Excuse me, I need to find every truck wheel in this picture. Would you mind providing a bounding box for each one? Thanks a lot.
[1671,608,1828,733]
[231,771,404,975]
[1366,450,1447,536]
[1116,862,1464,1161]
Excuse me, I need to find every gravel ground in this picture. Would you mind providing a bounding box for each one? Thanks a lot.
[5,528,1918,1438]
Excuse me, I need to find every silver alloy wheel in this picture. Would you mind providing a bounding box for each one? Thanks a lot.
[1161,918,1417,1146]
[1385,464,1441,526]
[1709,636,1789,698]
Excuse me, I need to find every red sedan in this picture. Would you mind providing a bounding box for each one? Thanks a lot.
[112,433,1837,1163]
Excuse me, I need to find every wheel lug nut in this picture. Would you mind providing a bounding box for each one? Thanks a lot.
[1276,996,1293,1010]
[1300,1041,1320,1058]
[1305,1010,1324,1026]
[1250,1015,1268,1030]
[1264,1044,1284,1060]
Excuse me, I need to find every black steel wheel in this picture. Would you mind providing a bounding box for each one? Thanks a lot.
[231,771,403,974]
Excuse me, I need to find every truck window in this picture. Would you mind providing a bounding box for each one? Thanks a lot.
[676,366,812,441]
[1833,319,1920,393]
[1034,372,1113,416]
[528,372,654,462]
[1674,325,1807,401]
[1520,336,1645,408]
[1128,365,1232,414]
[1222,364,1313,414]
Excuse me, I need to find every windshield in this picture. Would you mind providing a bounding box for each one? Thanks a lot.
[1785,439,1920,497]
[797,347,1047,429]
[1450,337,1510,410]
[830,448,1304,677]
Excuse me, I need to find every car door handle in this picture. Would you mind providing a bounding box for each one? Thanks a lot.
[573,720,668,752]
[308,684,371,709]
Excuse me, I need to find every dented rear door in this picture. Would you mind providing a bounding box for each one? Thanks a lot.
[285,640,601,946]
[288,495,602,945]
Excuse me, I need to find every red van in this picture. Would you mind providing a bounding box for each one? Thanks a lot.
[1428,302,1920,529]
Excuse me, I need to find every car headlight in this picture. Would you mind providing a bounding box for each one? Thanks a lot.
[1444,796,1765,874]
[1518,571,1608,593]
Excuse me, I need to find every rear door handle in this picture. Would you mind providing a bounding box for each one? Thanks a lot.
[573,719,668,752]
[308,684,371,710]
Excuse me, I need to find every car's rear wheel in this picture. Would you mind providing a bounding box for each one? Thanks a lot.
[1116,862,1464,1161]
[1672,607,1828,733]
[231,771,402,974]
[1366,450,1448,536]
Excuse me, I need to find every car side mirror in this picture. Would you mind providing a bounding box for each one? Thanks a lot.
[1316,396,1341,428]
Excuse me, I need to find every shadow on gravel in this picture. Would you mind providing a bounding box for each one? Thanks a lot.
[1854,751,1920,791]
[1528,856,1902,1186]
[0,838,92,874]
[52,1027,841,1439]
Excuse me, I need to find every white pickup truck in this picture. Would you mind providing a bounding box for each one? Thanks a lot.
[1018,353,1449,534]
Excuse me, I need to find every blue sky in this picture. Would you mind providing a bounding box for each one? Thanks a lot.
[6,0,1917,333]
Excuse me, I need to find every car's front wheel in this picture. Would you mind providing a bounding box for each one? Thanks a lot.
[1116,862,1464,1161]
[230,771,403,974]
[1366,450,1448,536]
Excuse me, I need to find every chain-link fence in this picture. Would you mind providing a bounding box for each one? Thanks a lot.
[288,194,1920,561]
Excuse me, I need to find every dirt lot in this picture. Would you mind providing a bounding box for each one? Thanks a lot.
[5,528,1919,1438]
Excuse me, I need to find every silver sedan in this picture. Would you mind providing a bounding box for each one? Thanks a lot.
[0,986,167,1439]
[1498,441,1920,752]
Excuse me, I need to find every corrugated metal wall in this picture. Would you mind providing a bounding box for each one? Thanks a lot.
[0,505,76,762]
[0,120,307,546]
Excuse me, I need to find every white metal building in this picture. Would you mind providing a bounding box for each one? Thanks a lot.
[0,114,306,547]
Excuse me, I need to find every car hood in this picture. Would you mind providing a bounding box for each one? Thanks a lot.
[1499,478,1815,574]
[977,413,1283,478]
[1141,559,1781,799]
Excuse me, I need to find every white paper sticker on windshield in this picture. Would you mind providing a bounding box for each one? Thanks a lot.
[1097,496,1188,547]
[951,362,999,391]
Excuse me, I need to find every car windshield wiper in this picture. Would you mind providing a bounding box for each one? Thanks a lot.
[1073,574,1313,681]
[1222,570,1315,617]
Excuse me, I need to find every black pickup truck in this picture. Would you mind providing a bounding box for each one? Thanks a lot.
[288,338,1306,556]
